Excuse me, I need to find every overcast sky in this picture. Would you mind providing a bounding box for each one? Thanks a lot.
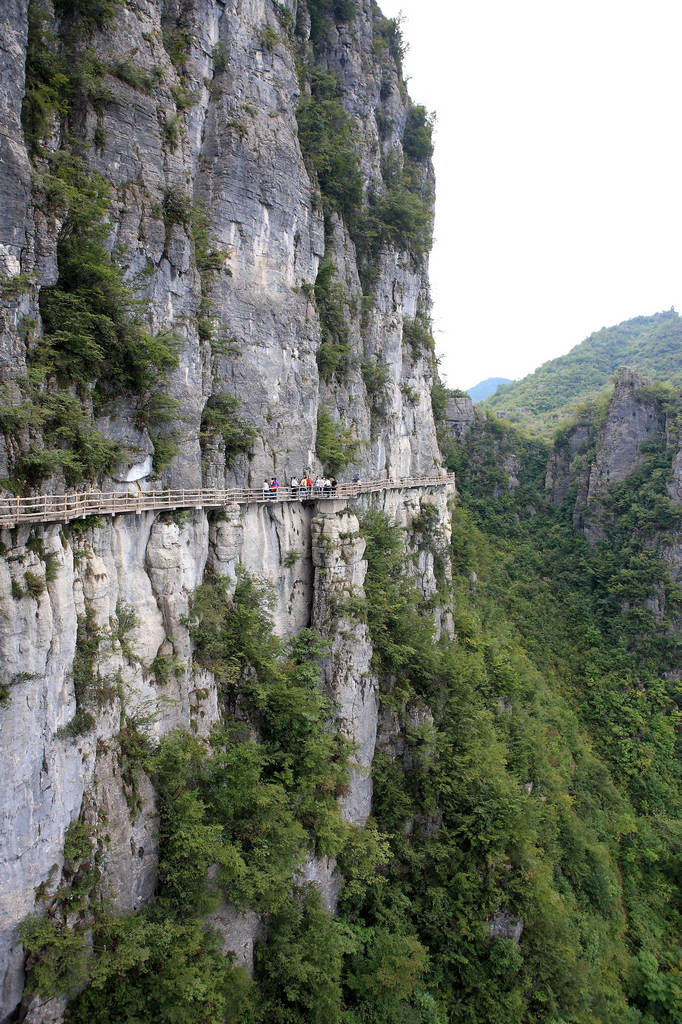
[378,0,682,391]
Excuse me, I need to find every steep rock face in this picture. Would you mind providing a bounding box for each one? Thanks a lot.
[208,498,315,637]
[0,512,211,1018]
[0,2,451,1017]
[568,369,673,546]
[545,370,670,521]
[0,0,31,280]
[544,422,591,506]
[663,429,682,596]
[585,368,665,502]
[311,503,376,827]
[443,394,476,439]
[0,480,454,1020]
[0,0,441,491]
[195,0,326,485]
[543,369,682,624]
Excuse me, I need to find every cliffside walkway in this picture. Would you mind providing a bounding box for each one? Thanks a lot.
[0,473,456,528]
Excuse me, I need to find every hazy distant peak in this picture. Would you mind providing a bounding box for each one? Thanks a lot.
[467,377,513,403]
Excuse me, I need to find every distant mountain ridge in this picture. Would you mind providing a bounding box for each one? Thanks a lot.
[467,377,512,403]
[481,309,682,436]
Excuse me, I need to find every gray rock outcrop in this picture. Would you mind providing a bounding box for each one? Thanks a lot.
[312,504,377,828]
[544,367,682,616]
[444,394,476,439]
[488,909,523,945]
[585,368,664,501]
[573,368,674,546]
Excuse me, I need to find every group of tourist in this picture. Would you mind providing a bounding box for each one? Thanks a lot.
[262,475,343,500]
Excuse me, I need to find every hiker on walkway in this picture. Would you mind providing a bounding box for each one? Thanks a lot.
[330,476,338,494]
[299,475,308,499]
[290,475,298,499]
[270,478,278,499]
[263,479,270,500]
[314,475,323,495]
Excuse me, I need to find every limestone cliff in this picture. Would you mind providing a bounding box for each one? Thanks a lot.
[446,367,682,635]
[545,368,682,580]
[0,481,454,1022]
[0,3,453,1018]
[0,0,441,491]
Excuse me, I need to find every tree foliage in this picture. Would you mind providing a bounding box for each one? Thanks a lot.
[296,69,363,231]
[440,389,682,1023]
[314,258,353,382]
[482,309,682,436]
[200,394,256,468]
[316,406,361,474]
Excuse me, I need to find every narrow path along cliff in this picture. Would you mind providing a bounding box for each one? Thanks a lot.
[0,473,455,527]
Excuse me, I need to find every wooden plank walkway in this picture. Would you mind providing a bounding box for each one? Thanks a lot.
[0,473,456,528]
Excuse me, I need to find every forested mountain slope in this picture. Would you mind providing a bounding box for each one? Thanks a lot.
[441,370,682,1023]
[481,309,682,436]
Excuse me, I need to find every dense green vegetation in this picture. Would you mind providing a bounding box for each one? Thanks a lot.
[482,310,682,436]
[441,388,682,1022]
[293,0,435,398]
[200,394,256,468]
[305,0,355,47]
[403,312,436,359]
[12,1,682,1022]
[313,258,353,383]
[402,105,434,163]
[296,67,363,234]
[347,508,635,1023]
[295,3,432,279]
[22,570,367,1022]
[3,151,180,485]
[316,406,361,473]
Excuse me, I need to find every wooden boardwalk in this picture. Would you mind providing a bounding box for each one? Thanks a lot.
[0,473,456,529]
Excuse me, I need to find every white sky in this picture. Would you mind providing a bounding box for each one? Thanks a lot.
[377,0,682,390]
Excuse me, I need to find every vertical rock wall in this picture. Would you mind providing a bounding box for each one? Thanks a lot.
[312,503,376,827]
[0,479,455,1021]
[0,0,441,489]
[0,1,451,1017]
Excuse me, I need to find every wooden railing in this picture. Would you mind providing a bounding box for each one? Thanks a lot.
[0,473,456,528]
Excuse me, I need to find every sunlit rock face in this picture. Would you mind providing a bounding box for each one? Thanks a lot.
[573,369,677,549]
[585,369,665,500]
